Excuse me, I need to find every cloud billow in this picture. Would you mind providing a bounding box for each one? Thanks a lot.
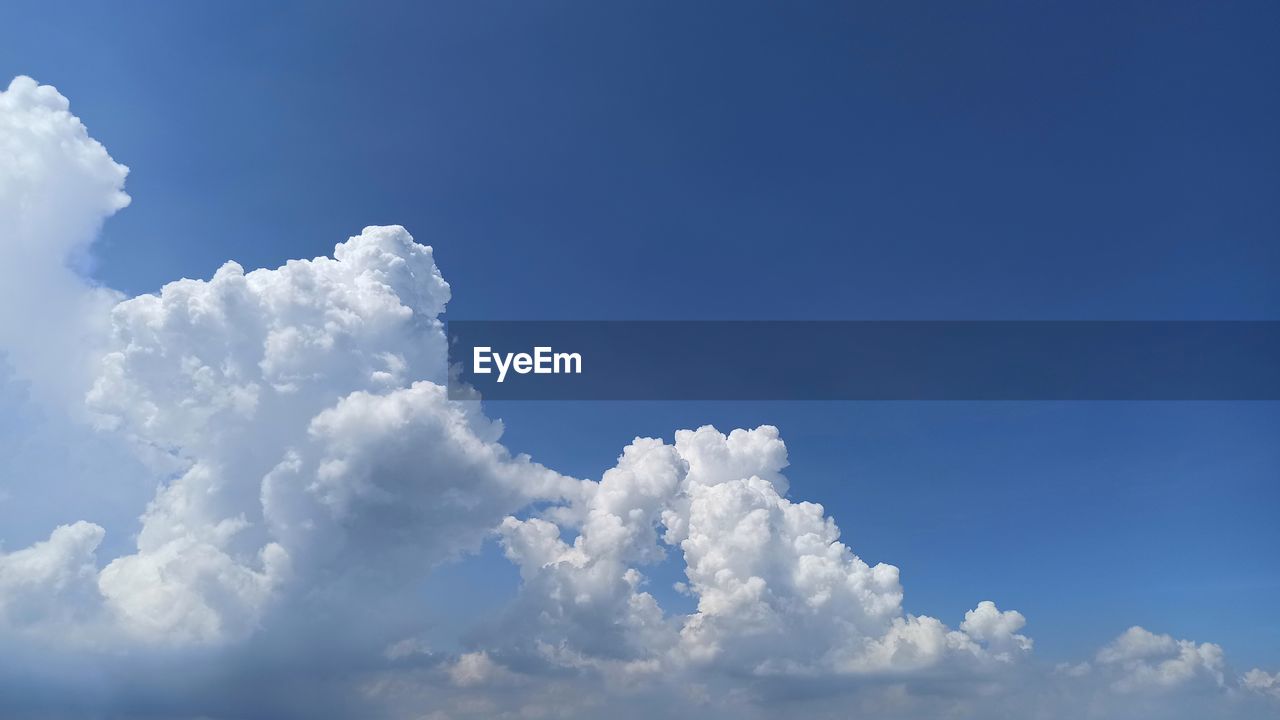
[0,75,1276,719]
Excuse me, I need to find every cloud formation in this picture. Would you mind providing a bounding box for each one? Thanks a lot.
[0,75,127,409]
[0,75,1276,719]
[498,425,1032,685]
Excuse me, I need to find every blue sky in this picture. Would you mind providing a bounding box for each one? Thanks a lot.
[7,1,1277,321]
[2,0,1278,700]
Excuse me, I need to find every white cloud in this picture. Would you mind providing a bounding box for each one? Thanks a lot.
[0,521,105,634]
[1242,668,1280,699]
[81,225,581,645]
[1025,627,1279,720]
[0,75,127,410]
[0,75,151,565]
[448,651,506,687]
[1,77,582,655]
[499,425,1031,682]
[0,74,1276,720]
[1095,626,1226,692]
[960,601,1033,655]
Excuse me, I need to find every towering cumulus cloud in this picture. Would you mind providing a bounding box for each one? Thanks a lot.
[85,224,583,646]
[0,75,128,408]
[498,425,1029,681]
[0,75,1276,719]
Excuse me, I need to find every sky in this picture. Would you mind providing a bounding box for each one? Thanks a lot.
[0,2,1278,719]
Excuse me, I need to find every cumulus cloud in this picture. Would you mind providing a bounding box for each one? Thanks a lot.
[0,75,150,565]
[0,75,1276,720]
[1,76,581,658]
[1024,626,1280,720]
[0,75,127,409]
[498,425,1032,685]
[80,224,581,646]
[1094,626,1226,693]
[1242,668,1280,699]
[0,521,104,633]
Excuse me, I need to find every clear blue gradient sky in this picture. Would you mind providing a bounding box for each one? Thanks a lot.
[2,0,1277,670]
